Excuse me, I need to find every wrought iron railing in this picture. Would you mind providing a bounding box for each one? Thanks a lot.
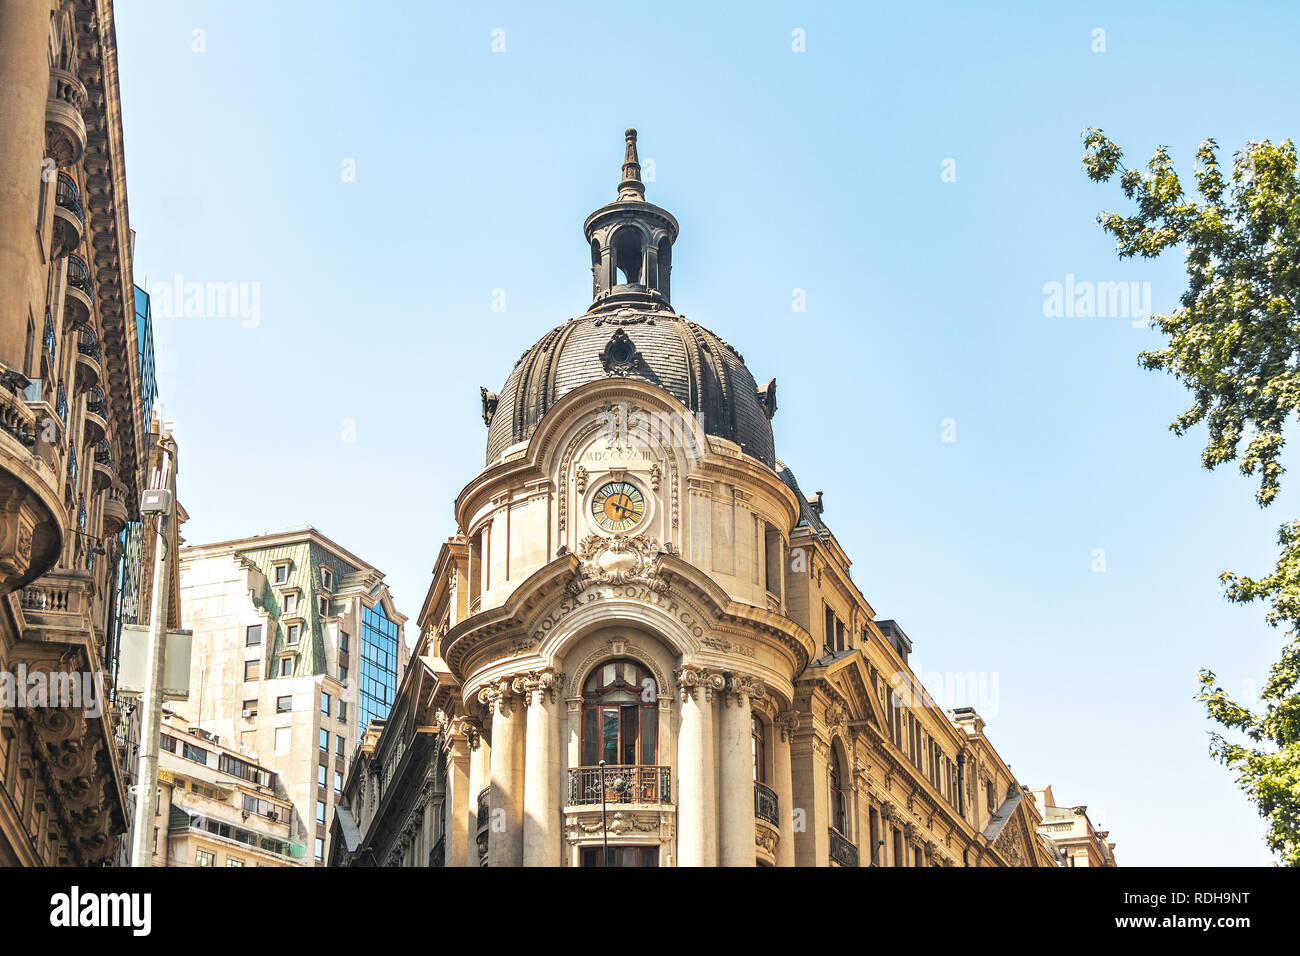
[55,384,67,425]
[77,326,99,360]
[67,445,77,481]
[567,765,671,806]
[94,440,113,469]
[429,837,445,867]
[828,826,859,867]
[43,309,55,365]
[754,780,779,827]
[476,787,489,831]
[66,253,93,302]
[55,170,84,226]
[86,386,105,415]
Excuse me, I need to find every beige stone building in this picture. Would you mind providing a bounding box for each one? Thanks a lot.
[177,527,407,865]
[1030,786,1118,866]
[148,710,301,867]
[331,131,1065,868]
[0,0,161,866]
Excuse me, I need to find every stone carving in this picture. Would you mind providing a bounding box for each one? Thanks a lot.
[675,665,726,702]
[565,810,660,843]
[521,668,566,705]
[825,703,849,733]
[649,462,661,492]
[575,465,588,495]
[598,329,644,376]
[568,532,669,596]
[724,672,767,707]
[477,677,523,715]
[775,711,800,742]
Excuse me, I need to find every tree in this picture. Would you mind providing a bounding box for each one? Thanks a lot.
[1083,130,1300,864]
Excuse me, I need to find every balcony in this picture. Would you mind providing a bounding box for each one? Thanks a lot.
[567,765,671,806]
[92,440,114,491]
[75,327,101,387]
[83,387,106,443]
[754,780,779,827]
[46,68,87,166]
[52,170,85,257]
[10,568,94,645]
[828,826,859,868]
[102,484,129,535]
[64,254,93,329]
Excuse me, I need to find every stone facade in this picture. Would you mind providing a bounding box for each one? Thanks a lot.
[1030,785,1118,866]
[333,132,1075,867]
[0,0,158,867]
[176,527,407,865]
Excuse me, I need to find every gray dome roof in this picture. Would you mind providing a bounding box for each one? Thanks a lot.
[484,307,776,467]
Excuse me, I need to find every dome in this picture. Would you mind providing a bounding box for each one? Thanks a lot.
[480,130,777,468]
[483,307,776,466]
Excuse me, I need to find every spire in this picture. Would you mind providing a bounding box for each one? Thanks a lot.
[617,127,645,201]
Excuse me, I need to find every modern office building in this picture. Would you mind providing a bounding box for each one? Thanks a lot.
[0,0,162,866]
[331,131,1064,868]
[177,527,407,865]
[149,710,302,867]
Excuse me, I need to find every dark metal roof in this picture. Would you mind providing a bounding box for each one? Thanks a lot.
[484,308,776,467]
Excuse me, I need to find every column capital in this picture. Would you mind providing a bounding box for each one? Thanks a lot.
[437,709,482,751]
[520,668,566,706]
[722,671,767,708]
[774,711,800,742]
[477,675,527,715]
[675,665,726,702]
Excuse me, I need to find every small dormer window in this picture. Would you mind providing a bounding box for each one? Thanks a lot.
[273,562,289,585]
[318,596,328,616]
[321,566,333,591]
[283,592,298,614]
[287,624,301,645]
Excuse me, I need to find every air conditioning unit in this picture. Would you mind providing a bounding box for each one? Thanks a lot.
[241,709,254,719]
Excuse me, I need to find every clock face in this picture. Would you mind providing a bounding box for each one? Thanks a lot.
[591,481,646,533]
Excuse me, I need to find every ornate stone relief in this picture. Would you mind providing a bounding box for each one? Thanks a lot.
[674,665,726,702]
[567,532,669,596]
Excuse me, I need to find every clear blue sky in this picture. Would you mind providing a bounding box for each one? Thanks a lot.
[114,0,1300,865]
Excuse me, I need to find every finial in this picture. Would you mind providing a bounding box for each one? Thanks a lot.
[617,127,645,201]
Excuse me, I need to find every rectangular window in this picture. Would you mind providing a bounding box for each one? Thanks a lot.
[244,660,260,681]
[334,771,343,794]
[242,699,258,718]
[339,631,349,652]
[315,837,324,862]
[320,692,330,715]
[274,564,288,584]
[246,624,262,646]
[287,623,301,645]
[318,596,328,616]
[318,764,327,787]
[337,700,347,722]
[284,592,298,614]
[159,734,178,753]
[319,729,329,752]
[276,695,292,713]
[182,742,206,764]
[336,735,345,757]
[316,800,326,825]
[280,657,294,677]
[227,857,244,867]
[339,664,348,682]
[196,849,214,867]
[321,567,333,590]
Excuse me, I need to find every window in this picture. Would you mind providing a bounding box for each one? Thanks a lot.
[273,563,288,584]
[276,695,292,713]
[316,800,326,825]
[319,729,329,752]
[333,771,343,794]
[339,631,349,652]
[159,734,178,753]
[336,735,345,757]
[244,660,260,681]
[182,742,206,765]
[338,664,348,682]
[246,624,262,646]
[227,857,244,867]
[242,699,258,718]
[318,596,328,616]
[275,727,290,751]
[317,764,327,787]
[321,567,333,591]
[829,747,846,833]
[580,846,658,868]
[287,623,301,645]
[284,592,298,614]
[581,659,658,767]
[195,849,214,867]
[337,700,347,722]
[752,714,766,783]
[315,837,324,862]
[320,692,330,715]
[280,657,294,678]
[358,603,399,733]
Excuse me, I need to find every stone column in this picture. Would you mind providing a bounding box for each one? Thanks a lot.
[0,0,54,370]
[522,669,564,867]
[481,677,525,867]
[440,714,478,867]
[718,673,763,867]
[675,665,722,867]
[773,711,798,867]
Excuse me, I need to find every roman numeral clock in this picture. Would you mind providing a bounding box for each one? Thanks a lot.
[590,480,646,533]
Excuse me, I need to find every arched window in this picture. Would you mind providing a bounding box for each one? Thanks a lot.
[752,714,766,783]
[612,228,643,286]
[829,746,846,833]
[582,659,657,766]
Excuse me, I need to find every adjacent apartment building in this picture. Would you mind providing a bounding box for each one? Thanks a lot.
[1030,786,1119,866]
[0,0,163,866]
[177,527,407,865]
